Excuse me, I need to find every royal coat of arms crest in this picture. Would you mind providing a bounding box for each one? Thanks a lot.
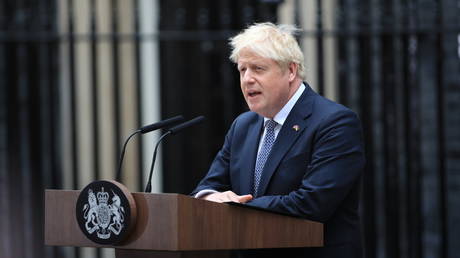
[83,187,125,239]
[76,180,136,245]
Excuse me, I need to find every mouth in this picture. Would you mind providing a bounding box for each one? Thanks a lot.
[247,90,261,98]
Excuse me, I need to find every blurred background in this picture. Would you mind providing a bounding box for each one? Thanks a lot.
[0,0,459,258]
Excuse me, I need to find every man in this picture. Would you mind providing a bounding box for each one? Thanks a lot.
[192,23,365,258]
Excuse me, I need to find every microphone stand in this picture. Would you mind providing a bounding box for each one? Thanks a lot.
[116,130,140,182]
[144,131,171,193]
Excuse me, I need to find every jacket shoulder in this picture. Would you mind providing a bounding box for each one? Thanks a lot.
[311,94,358,120]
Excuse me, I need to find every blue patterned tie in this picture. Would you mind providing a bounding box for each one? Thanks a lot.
[253,119,278,196]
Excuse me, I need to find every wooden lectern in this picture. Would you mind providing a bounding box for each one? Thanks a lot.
[45,190,323,258]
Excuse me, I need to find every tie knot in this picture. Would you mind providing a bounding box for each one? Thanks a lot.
[265,120,277,131]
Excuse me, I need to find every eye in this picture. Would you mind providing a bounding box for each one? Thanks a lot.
[255,66,264,71]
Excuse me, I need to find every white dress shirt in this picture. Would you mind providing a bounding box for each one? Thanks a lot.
[257,83,305,155]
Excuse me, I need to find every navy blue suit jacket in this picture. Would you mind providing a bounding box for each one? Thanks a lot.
[192,84,365,258]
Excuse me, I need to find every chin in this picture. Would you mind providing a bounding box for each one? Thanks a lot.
[248,105,261,113]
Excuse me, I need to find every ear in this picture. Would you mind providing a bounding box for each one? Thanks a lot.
[287,62,298,82]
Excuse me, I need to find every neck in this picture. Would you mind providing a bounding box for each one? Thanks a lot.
[288,78,302,99]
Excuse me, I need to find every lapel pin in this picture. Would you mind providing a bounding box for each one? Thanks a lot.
[292,125,300,132]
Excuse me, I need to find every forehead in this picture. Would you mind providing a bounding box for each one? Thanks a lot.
[237,50,276,67]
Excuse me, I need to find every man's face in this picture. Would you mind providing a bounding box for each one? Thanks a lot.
[237,50,298,118]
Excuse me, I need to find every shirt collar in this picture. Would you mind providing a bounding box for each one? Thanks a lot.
[263,83,306,126]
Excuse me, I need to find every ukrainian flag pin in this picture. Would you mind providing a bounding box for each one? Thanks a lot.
[293,125,300,132]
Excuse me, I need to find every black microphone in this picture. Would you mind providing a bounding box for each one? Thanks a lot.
[144,116,206,193]
[116,115,184,182]
[139,115,184,134]
[169,116,206,135]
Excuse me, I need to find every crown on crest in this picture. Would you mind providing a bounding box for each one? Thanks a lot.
[97,187,109,204]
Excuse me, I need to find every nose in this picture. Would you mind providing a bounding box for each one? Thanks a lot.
[241,70,255,84]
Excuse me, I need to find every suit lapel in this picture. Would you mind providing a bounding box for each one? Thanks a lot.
[256,88,315,196]
[239,115,264,195]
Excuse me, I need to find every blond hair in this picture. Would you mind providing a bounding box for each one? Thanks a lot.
[229,22,305,80]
